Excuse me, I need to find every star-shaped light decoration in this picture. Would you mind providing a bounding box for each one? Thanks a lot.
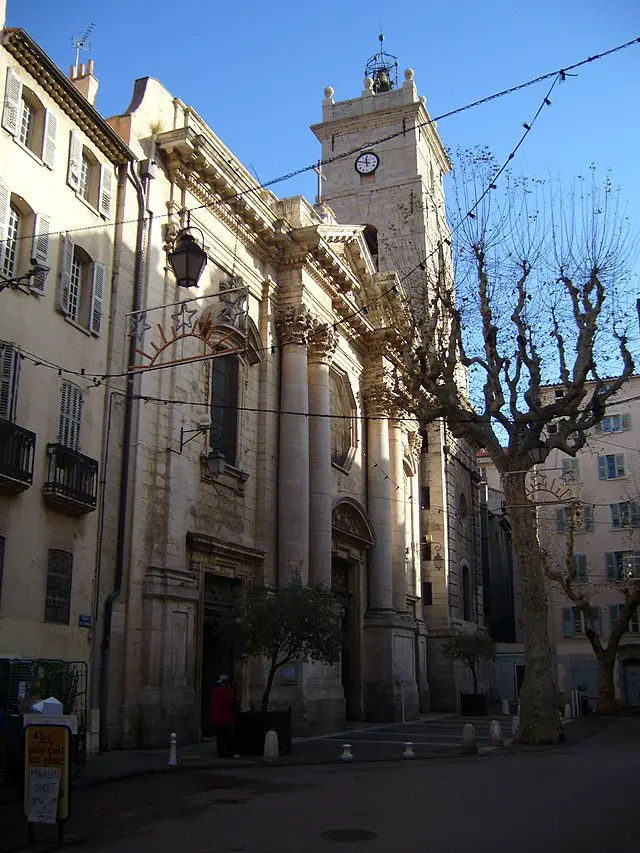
[130,312,151,342]
[219,285,247,329]
[171,302,198,334]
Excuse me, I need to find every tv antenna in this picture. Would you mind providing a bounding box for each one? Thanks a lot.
[71,23,95,69]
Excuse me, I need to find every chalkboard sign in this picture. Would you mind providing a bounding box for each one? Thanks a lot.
[23,725,71,824]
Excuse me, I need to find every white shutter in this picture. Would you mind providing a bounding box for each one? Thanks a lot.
[2,67,22,135]
[41,109,58,169]
[581,505,594,532]
[67,131,82,190]
[621,414,631,431]
[89,261,105,336]
[58,235,74,315]
[30,213,51,294]
[0,176,10,272]
[615,454,625,477]
[0,342,20,422]
[59,381,83,451]
[98,165,113,218]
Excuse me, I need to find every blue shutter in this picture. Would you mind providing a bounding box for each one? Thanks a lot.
[562,607,575,638]
[621,414,631,431]
[582,505,594,532]
[605,552,616,580]
[631,502,640,528]
[615,454,625,478]
[597,457,606,480]
[556,508,566,533]
[591,607,602,636]
[609,605,620,631]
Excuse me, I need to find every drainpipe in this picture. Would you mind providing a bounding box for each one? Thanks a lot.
[99,160,147,752]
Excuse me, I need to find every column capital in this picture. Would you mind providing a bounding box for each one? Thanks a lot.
[308,324,337,364]
[276,304,317,346]
[362,384,397,418]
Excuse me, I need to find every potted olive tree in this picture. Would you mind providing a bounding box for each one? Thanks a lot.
[442,632,496,716]
[230,576,342,755]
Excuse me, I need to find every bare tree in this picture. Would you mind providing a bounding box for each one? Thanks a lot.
[393,151,637,743]
[541,487,640,714]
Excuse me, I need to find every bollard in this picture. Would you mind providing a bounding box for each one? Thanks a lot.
[511,715,520,737]
[340,743,354,762]
[460,723,477,755]
[168,732,177,767]
[563,703,572,721]
[489,720,503,746]
[501,699,509,716]
[263,728,279,762]
[402,742,415,759]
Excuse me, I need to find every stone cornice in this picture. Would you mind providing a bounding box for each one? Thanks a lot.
[2,28,134,165]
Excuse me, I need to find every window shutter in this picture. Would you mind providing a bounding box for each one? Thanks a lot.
[59,381,83,451]
[29,213,51,294]
[0,342,20,422]
[90,261,105,336]
[582,505,593,532]
[98,166,114,218]
[631,502,640,529]
[0,175,10,272]
[615,454,625,478]
[41,109,57,169]
[556,508,566,533]
[605,552,616,581]
[592,607,603,637]
[610,504,619,529]
[58,235,74,315]
[594,422,602,434]
[573,554,588,583]
[621,414,631,431]
[67,131,82,190]
[597,457,606,480]
[562,607,575,638]
[2,67,22,135]
[609,605,620,631]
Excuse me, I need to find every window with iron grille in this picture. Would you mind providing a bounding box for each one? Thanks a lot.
[44,549,72,624]
[210,355,238,467]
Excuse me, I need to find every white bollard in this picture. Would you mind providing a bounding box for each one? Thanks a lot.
[489,720,503,746]
[501,699,509,716]
[512,715,520,737]
[563,703,572,721]
[402,742,415,759]
[263,728,279,761]
[340,743,354,762]
[168,732,177,767]
[460,723,477,755]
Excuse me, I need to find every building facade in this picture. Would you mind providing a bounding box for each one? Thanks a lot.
[0,27,133,694]
[537,378,640,709]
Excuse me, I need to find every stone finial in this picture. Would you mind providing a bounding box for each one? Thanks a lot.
[323,86,335,105]
[362,76,374,97]
[404,68,415,82]
[420,95,427,106]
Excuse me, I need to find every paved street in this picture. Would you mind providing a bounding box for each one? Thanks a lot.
[1,717,637,853]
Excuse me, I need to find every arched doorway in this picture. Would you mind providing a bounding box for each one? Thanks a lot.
[331,499,375,721]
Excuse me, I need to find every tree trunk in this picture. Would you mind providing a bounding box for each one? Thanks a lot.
[595,654,617,714]
[503,472,562,744]
[261,661,278,713]
[470,663,478,694]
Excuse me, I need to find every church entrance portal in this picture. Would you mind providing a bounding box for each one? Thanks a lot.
[200,573,241,736]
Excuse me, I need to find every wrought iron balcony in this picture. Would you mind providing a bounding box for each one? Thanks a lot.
[43,443,98,514]
[0,418,36,492]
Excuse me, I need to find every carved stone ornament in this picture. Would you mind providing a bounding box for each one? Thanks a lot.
[308,323,338,363]
[332,500,375,545]
[361,383,398,417]
[275,304,319,346]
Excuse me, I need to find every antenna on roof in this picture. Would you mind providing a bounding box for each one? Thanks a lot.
[71,22,95,70]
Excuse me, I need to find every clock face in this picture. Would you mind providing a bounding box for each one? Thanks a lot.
[355,152,379,175]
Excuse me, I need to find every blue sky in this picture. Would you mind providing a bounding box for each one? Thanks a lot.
[8,0,640,285]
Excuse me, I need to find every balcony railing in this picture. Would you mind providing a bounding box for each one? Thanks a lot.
[43,443,98,514]
[0,418,36,492]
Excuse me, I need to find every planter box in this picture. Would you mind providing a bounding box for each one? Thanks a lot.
[234,709,292,756]
[460,692,488,716]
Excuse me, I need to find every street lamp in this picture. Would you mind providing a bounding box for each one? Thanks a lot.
[167,219,207,288]
[0,261,50,293]
[528,444,547,467]
[202,449,226,477]
[432,543,444,572]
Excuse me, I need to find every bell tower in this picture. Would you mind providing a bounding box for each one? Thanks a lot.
[310,35,451,289]
[311,42,484,714]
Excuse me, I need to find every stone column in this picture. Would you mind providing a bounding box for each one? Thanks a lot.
[389,419,407,612]
[366,394,393,611]
[276,305,316,584]
[308,325,337,588]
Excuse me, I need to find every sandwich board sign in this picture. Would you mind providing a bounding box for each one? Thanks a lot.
[24,724,71,843]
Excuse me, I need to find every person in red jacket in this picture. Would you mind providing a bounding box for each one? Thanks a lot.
[210,675,237,758]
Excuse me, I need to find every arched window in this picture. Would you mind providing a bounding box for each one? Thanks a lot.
[330,370,356,469]
[210,355,239,468]
[363,224,379,270]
